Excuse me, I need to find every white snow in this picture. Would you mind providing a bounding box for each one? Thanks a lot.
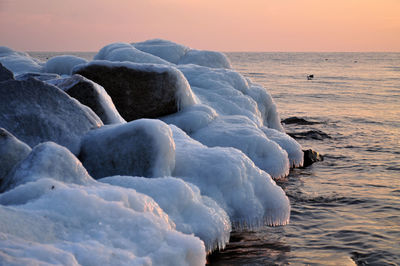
[133,39,189,64]
[44,55,88,75]
[100,176,231,252]
[0,46,43,74]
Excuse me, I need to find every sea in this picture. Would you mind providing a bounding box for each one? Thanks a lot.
[30,51,400,265]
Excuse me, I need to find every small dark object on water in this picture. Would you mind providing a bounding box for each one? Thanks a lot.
[303,149,324,167]
[307,74,314,80]
[287,130,331,140]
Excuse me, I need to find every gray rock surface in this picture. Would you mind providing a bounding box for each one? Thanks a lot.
[0,63,14,81]
[0,78,103,155]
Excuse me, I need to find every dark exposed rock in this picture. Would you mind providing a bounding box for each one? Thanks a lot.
[282,116,321,125]
[287,130,331,140]
[79,119,175,179]
[52,74,125,125]
[0,78,103,155]
[74,62,196,121]
[0,128,31,185]
[15,72,61,82]
[0,63,14,82]
[303,149,324,167]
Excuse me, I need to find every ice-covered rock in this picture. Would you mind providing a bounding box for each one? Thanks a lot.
[0,179,206,265]
[0,128,31,185]
[74,60,197,121]
[191,116,290,178]
[0,62,14,81]
[94,42,170,65]
[170,125,290,227]
[51,74,125,125]
[101,176,231,252]
[0,142,95,193]
[15,72,61,82]
[261,127,303,168]
[44,55,88,75]
[0,46,43,74]
[0,78,103,154]
[79,119,175,179]
[133,39,189,64]
[179,49,232,69]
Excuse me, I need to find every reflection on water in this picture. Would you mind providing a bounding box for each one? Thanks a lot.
[209,53,400,265]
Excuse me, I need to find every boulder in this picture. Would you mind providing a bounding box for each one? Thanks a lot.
[44,55,88,75]
[79,119,175,179]
[52,74,125,125]
[74,61,197,121]
[0,62,14,81]
[303,149,324,167]
[0,142,95,193]
[0,78,103,154]
[0,128,31,185]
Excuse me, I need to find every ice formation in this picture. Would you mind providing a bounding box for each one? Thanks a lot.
[0,46,43,74]
[100,176,231,252]
[0,39,304,263]
[44,55,88,75]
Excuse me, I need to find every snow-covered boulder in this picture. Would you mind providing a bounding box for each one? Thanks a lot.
[44,55,88,75]
[133,39,189,64]
[0,128,31,185]
[0,62,14,81]
[79,119,175,179]
[51,74,125,125]
[179,49,232,69]
[0,78,103,154]
[101,176,231,252]
[0,179,206,265]
[170,125,290,227]
[74,60,197,121]
[0,142,95,193]
[0,46,43,74]
[15,72,61,82]
[94,42,170,65]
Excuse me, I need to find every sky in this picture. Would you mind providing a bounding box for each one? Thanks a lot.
[0,0,399,52]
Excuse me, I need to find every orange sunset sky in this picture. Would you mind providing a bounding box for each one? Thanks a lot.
[1,0,399,52]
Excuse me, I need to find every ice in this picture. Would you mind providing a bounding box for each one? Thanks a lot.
[1,142,95,193]
[79,119,175,179]
[0,179,206,265]
[100,176,231,252]
[170,125,290,227]
[44,55,88,75]
[133,39,189,64]
[179,49,232,69]
[0,46,43,74]
[94,42,171,65]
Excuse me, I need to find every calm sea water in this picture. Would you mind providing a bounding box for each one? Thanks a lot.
[30,51,400,265]
[208,52,400,265]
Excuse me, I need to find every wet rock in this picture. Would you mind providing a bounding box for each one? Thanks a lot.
[287,130,331,140]
[0,78,103,155]
[79,119,175,179]
[0,63,14,81]
[52,74,125,125]
[0,128,31,185]
[303,149,324,167]
[74,61,196,121]
[282,116,321,125]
